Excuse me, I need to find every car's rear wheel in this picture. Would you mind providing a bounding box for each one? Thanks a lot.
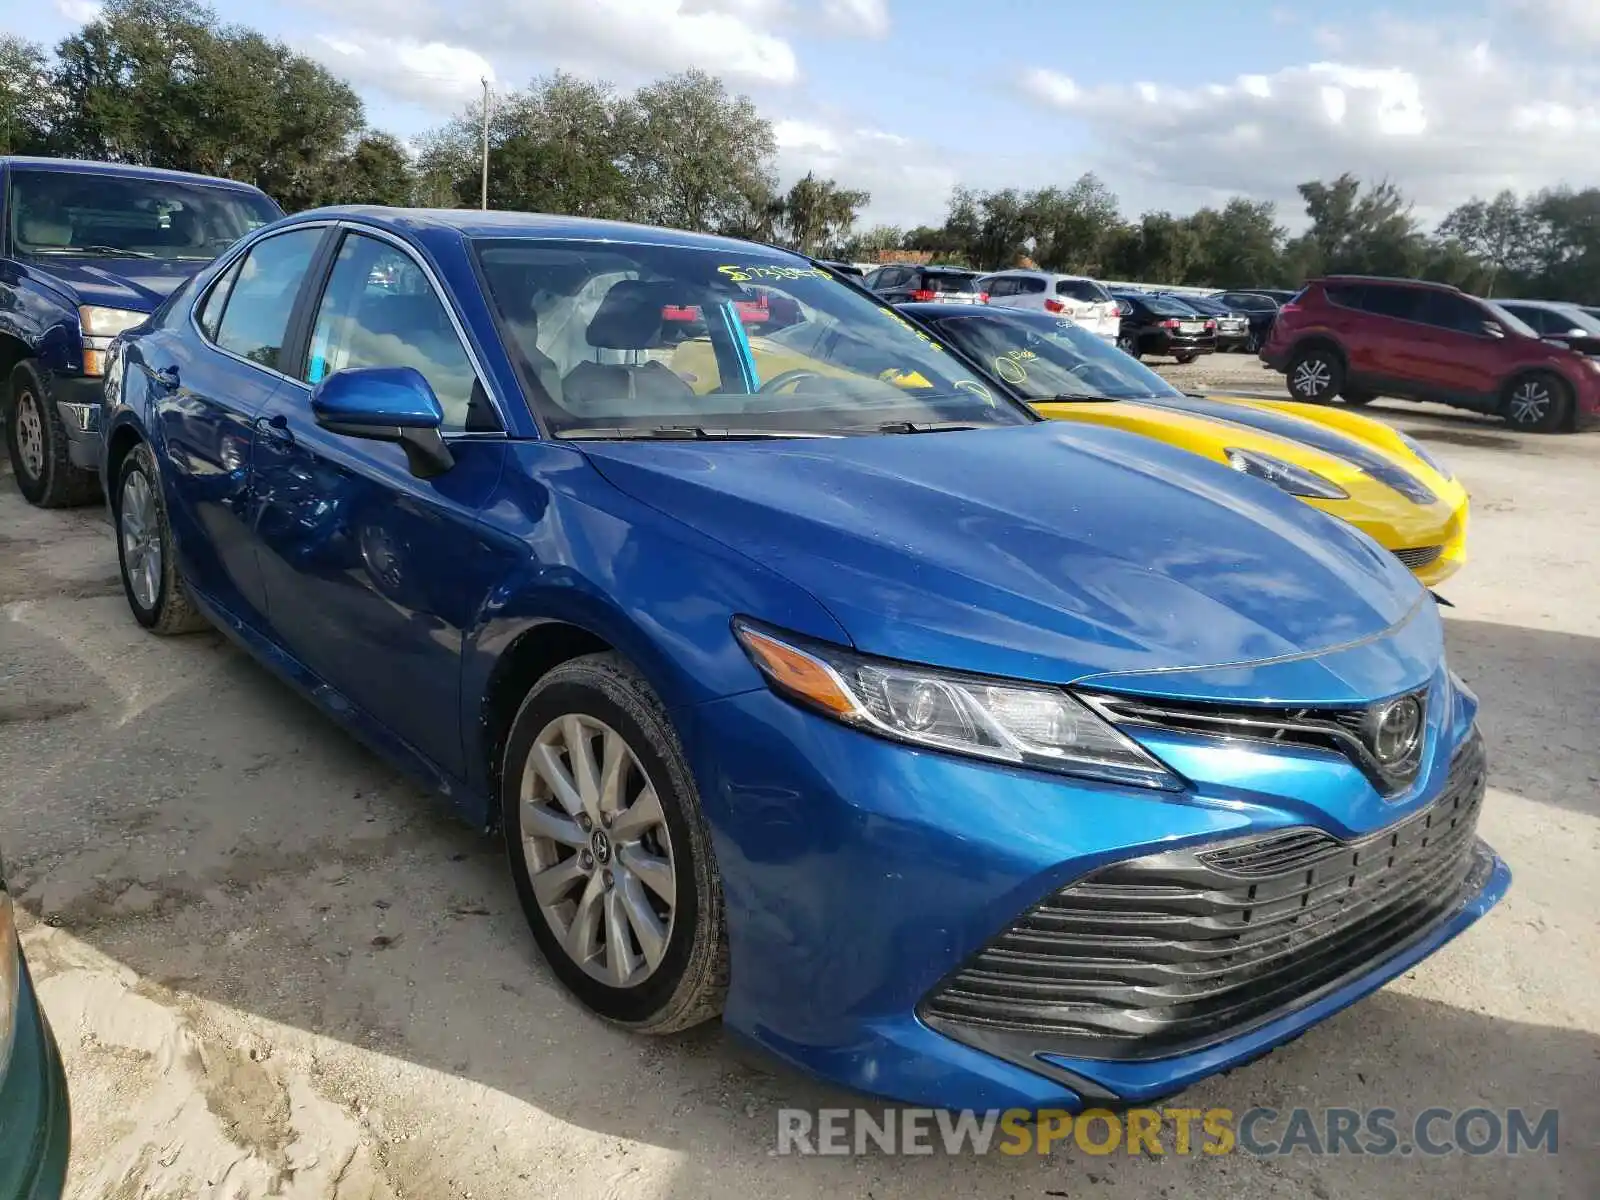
[1502,371,1572,433]
[1287,345,1343,403]
[3,360,99,508]
[1175,352,1199,365]
[501,652,728,1033]
[1340,389,1378,407]
[114,442,206,634]
[1117,335,1141,359]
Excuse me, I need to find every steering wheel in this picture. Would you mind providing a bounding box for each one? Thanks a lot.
[758,368,826,395]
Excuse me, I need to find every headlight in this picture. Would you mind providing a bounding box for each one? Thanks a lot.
[79,305,148,377]
[0,880,19,1081]
[1225,448,1349,500]
[1394,430,1453,481]
[733,621,1181,790]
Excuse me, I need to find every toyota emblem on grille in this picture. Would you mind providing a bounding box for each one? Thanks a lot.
[1371,695,1423,766]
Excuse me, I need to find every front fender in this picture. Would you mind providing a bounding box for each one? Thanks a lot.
[459,442,852,792]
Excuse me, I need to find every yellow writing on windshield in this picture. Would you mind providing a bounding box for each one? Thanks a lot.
[994,349,1036,385]
[717,264,831,283]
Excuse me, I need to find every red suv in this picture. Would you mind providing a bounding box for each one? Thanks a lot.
[1261,275,1600,432]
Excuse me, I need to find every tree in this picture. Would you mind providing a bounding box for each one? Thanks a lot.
[1297,174,1425,278]
[776,172,870,256]
[627,69,776,234]
[328,132,413,207]
[838,223,905,262]
[1437,191,1533,295]
[1184,197,1287,287]
[1026,174,1122,274]
[0,35,57,154]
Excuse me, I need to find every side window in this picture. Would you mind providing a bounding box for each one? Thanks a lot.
[1358,286,1421,322]
[303,232,490,433]
[987,276,1017,297]
[1019,276,1048,295]
[1418,292,1487,335]
[1505,305,1548,333]
[195,260,242,340]
[212,228,323,370]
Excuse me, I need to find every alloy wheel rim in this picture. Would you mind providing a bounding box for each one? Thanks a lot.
[1292,357,1332,397]
[1509,381,1550,425]
[520,713,677,987]
[14,390,44,479]
[119,470,162,610]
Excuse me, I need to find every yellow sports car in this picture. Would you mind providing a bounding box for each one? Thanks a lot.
[900,303,1468,587]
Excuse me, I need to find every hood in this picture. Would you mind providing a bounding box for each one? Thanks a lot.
[580,422,1425,690]
[21,255,203,312]
[1143,393,1443,503]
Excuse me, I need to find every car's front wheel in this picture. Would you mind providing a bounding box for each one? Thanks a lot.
[501,652,728,1032]
[114,442,207,634]
[1175,352,1199,365]
[1502,371,1572,432]
[1287,345,1343,403]
[4,360,100,508]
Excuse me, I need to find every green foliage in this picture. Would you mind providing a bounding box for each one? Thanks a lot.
[0,35,57,154]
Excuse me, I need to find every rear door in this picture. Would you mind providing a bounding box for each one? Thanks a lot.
[151,224,330,623]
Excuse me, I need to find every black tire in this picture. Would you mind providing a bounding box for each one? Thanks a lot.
[3,360,100,508]
[1286,344,1344,403]
[1175,352,1199,365]
[1340,389,1378,407]
[113,442,207,634]
[1246,330,1264,355]
[1501,371,1573,433]
[501,652,728,1033]
[1117,335,1141,360]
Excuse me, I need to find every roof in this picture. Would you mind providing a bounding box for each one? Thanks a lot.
[1495,297,1585,310]
[898,301,1013,318]
[1317,274,1461,292]
[296,206,805,257]
[0,156,269,193]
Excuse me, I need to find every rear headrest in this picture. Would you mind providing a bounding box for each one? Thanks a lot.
[585,279,685,350]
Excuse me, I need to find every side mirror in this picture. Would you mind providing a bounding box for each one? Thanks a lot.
[1481,321,1505,339]
[311,366,454,479]
[1570,327,1589,338]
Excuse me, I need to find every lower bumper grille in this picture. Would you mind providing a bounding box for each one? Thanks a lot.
[1393,544,1444,570]
[922,733,1488,1061]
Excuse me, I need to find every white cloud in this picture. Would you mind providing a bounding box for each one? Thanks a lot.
[53,0,101,21]
[311,34,494,107]
[820,0,890,38]
[1020,21,1600,221]
[1506,0,1600,42]
[774,118,963,229]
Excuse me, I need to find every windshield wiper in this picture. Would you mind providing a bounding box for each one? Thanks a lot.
[873,420,983,434]
[39,244,158,259]
[1049,393,1120,404]
[559,425,844,441]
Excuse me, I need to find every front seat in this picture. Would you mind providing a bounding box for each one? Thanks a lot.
[561,280,698,418]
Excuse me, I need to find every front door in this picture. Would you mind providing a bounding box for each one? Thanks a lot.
[249,229,508,776]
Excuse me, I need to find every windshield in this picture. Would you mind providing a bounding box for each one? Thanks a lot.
[1140,295,1202,317]
[474,239,1032,436]
[9,170,282,261]
[924,309,1186,402]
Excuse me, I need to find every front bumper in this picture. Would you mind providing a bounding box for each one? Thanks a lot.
[0,960,71,1198]
[686,677,1506,1112]
[50,375,103,471]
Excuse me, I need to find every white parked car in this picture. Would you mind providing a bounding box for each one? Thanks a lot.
[976,271,1121,341]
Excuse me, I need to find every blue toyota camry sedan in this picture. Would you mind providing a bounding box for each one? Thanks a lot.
[101,209,1509,1112]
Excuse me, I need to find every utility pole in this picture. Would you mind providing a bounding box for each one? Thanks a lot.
[480,77,492,211]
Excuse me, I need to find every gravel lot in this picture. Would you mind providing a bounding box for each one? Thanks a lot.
[2,374,1596,1198]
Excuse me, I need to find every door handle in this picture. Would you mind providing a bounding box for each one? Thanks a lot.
[254,413,295,446]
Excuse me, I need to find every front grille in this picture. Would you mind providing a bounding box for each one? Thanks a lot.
[1393,545,1444,570]
[921,733,1488,1060]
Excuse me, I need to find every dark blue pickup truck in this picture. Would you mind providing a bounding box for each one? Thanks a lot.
[1,158,282,506]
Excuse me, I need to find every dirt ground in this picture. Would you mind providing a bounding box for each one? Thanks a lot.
[2,372,1597,1198]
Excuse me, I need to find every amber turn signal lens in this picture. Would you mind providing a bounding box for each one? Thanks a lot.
[734,625,858,717]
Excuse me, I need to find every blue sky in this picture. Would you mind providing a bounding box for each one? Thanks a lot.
[6,0,1596,229]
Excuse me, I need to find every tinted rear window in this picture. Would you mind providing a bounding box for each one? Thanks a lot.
[1055,279,1109,302]
[1141,295,1200,317]
[923,271,981,293]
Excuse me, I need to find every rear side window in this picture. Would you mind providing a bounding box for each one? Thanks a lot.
[1018,276,1048,295]
[985,276,1016,297]
[1417,291,1487,334]
[211,228,323,371]
[1056,279,1109,302]
[1360,286,1423,321]
[196,260,242,340]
